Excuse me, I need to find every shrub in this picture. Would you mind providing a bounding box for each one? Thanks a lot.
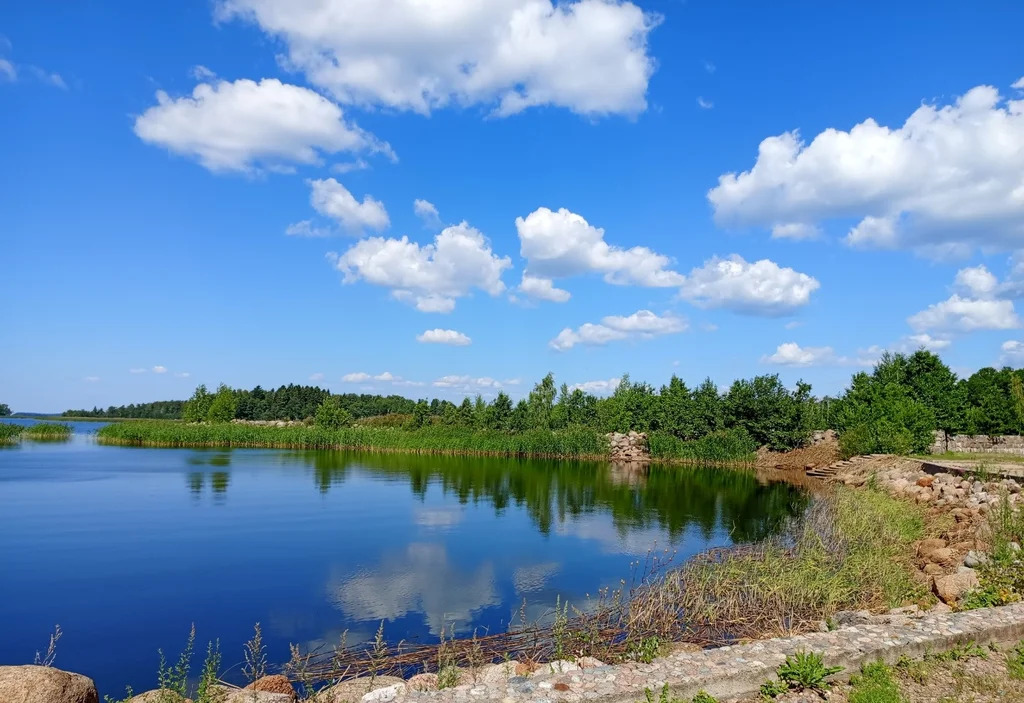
[315,397,353,430]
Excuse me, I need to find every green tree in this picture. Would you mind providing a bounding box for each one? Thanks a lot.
[182,385,213,423]
[723,374,810,450]
[1012,373,1024,434]
[509,399,530,432]
[903,349,964,432]
[407,399,430,429]
[963,367,1016,435]
[315,396,353,429]
[691,378,724,437]
[659,375,696,439]
[457,397,475,426]
[206,384,237,423]
[526,373,558,429]
[485,392,513,430]
[0,403,10,416]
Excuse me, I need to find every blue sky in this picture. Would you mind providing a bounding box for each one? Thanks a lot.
[2,1,1024,412]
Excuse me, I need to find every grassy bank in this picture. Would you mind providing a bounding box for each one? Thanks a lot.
[23,422,73,440]
[96,421,757,463]
[0,423,23,444]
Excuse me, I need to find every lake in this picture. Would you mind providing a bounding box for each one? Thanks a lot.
[0,419,808,696]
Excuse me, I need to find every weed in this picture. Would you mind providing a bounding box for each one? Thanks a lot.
[895,654,929,684]
[102,687,135,703]
[0,423,23,444]
[194,640,222,703]
[758,679,787,699]
[242,622,267,684]
[34,624,62,667]
[776,651,843,692]
[157,625,196,698]
[436,623,459,690]
[1008,641,1024,680]
[286,642,319,701]
[849,660,906,703]
[690,692,718,703]
[628,636,662,664]
[22,423,72,441]
[927,640,989,663]
[640,683,714,703]
[368,621,388,687]
[552,596,570,660]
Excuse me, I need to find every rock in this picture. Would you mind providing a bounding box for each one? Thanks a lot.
[476,663,517,685]
[1011,542,1022,552]
[318,677,406,703]
[128,692,189,703]
[575,656,606,669]
[209,686,292,703]
[360,683,405,703]
[514,662,537,676]
[924,547,956,566]
[964,550,989,568]
[0,666,99,703]
[917,538,947,555]
[934,569,981,604]
[917,476,935,488]
[833,610,872,626]
[407,674,437,692]
[245,676,295,700]
[923,563,944,576]
[888,604,921,616]
[530,660,580,677]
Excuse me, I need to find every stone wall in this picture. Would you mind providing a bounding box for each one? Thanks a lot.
[929,429,1024,455]
[606,431,650,463]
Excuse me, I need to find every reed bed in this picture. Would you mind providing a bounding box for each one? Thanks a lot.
[97,422,610,459]
[286,486,926,687]
[0,423,24,444]
[97,421,757,464]
[22,422,72,441]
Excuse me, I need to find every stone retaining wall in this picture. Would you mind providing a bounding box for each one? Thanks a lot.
[391,604,1024,703]
[929,429,1024,455]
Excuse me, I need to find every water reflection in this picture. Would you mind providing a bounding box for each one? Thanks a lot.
[329,543,501,636]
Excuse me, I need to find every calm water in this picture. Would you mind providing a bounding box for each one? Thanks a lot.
[0,419,807,696]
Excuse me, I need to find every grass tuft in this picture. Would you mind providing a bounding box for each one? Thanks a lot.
[23,422,72,441]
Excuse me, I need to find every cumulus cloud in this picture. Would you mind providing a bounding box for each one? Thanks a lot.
[432,376,505,393]
[309,372,325,381]
[0,49,66,88]
[1002,340,1024,363]
[329,222,512,313]
[696,96,713,110]
[134,78,393,173]
[413,199,441,228]
[902,333,952,351]
[0,59,14,82]
[190,65,217,81]
[569,377,621,395]
[308,178,389,233]
[908,295,1020,333]
[341,371,414,384]
[762,342,836,367]
[679,255,819,316]
[215,0,659,117]
[518,274,571,303]
[516,207,683,301]
[341,372,371,382]
[708,80,1024,255]
[175,372,191,379]
[152,365,167,374]
[416,329,472,346]
[550,310,686,351]
[954,265,999,298]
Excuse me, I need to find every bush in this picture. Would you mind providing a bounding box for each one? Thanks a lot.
[776,651,843,692]
[315,397,353,430]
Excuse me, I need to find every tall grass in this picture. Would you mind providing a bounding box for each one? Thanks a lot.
[98,421,610,458]
[0,423,23,444]
[97,421,757,463]
[23,423,73,441]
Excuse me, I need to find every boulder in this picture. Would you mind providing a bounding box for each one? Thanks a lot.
[475,663,517,685]
[0,666,99,703]
[934,570,981,604]
[128,692,189,703]
[207,685,292,703]
[245,676,295,700]
[406,673,437,691]
[924,547,956,566]
[317,677,406,703]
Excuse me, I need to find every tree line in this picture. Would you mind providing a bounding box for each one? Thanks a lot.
[62,350,1024,456]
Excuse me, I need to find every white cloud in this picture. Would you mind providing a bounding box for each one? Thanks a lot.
[152,365,167,374]
[329,222,512,313]
[309,372,325,381]
[784,321,803,330]
[190,65,217,81]
[0,59,16,82]
[703,60,716,74]
[341,371,413,384]
[342,372,371,382]
[432,375,504,392]
[417,328,472,346]
[1014,77,1024,90]
[550,310,686,351]
[954,265,999,298]
[215,0,659,117]
[413,199,441,228]
[518,274,571,303]
[83,376,100,383]
[762,342,836,367]
[284,220,332,238]
[23,66,66,89]
[679,255,819,316]
[374,371,398,382]
[903,333,952,351]
[308,178,389,233]
[331,158,370,174]
[516,207,683,300]
[129,368,147,374]
[771,222,819,240]
[175,372,191,379]
[708,80,1024,255]
[134,78,393,173]
[908,295,1020,333]
[569,377,621,395]
[1002,340,1024,363]
[696,96,713,110]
